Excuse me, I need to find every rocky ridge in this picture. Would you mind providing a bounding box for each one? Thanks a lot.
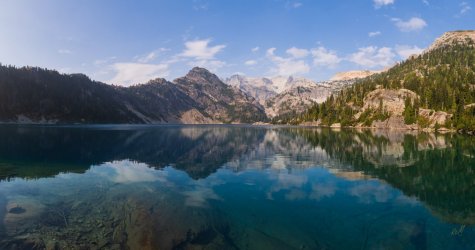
[355,88,451,130]
[425,30,475,52]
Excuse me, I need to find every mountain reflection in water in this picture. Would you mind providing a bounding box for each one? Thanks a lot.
[0,125,474,249]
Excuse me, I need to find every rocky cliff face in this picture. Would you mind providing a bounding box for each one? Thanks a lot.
[174,67,267,123]
[355,88,451,130]
[264,81,331,118]
[120,78,201,123]
[226,74,361,118]
[264,78,359,118]
[425,30,475,52]
[225,75,276,106]
[361,88,418,116]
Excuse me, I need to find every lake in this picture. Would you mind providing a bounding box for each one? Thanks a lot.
[0,125,474,250]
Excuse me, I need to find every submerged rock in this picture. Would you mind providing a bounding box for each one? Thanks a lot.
[8,206,26,214]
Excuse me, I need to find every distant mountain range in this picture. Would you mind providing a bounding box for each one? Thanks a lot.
[0,61,372,124]
[225,72,374,119]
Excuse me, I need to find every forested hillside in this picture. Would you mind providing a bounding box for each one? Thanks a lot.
[0,65,266,124]
[294,31,475,131]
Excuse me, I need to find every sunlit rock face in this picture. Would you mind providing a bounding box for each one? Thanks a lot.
[425,30,475,52]
[225,74,360,118]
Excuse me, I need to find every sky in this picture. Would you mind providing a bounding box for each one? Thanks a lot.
[0,0,473,86]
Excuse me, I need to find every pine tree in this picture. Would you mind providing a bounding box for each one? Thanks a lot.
[404,97,416,125]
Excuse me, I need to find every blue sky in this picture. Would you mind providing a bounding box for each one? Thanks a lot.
[0,0,473,86]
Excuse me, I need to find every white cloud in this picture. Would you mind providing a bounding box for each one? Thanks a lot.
[137,51,157,63]
[392,17,427,32]
[178,39,227,73]
[187,59,226,72]
[460,2,471,15]
[286,47,309,58]
[274,60,309,76]
[136,48,169,63]
[285,1,303,9]
[292,2,302,8]
[311,47,342,68]
[109,63,169,86]
[180,39,226,59]
[266,48,310,76]
[251,46,260,52]
[193,0,209,11]
[349,46,396,68]
[422,0,429,5]
[369,31,382,37]
[58,49,72,54]
[266,48,276,57]
[374,0,394,8]
[245,60,257,66]
[395,45,424,59]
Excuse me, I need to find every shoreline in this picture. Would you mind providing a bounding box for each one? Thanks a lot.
[0,122,468,134]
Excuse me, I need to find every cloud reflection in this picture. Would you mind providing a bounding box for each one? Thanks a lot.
[182,186,221,208]
[90,160,167,184]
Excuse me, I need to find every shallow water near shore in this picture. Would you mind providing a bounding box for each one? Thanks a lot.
[0,125,474,249]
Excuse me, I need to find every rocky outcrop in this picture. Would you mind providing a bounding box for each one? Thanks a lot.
[355,88,452,130]
[425,30,475,52]
[368,115,416,130]
[361,88,418,116]
[179,109,216,124]
[418,109,451,128]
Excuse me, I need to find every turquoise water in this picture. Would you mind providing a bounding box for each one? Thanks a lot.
[0,125,474,249]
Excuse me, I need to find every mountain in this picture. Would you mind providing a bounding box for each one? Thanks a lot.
[266,78,359,120]
[295,30,475,132]
[225,75,321,105]
[264,77,329,118]
[174,67,266,123]
[119,78,206,123]
[0,65,266,124]
[226,74,362,119]
[0,66,140,124]
[225,75,276,105]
